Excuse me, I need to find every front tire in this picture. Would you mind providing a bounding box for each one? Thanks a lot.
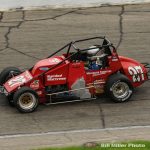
[7,95,15,107]
[0,67,21,85]
[0,67,21,106]
[105,74,133,102]
[13,87,39,113]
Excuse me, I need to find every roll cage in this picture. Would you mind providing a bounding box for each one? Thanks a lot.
[27,36,116,84]
[47,36,116,59]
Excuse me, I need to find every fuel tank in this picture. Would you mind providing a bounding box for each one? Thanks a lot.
[119,56,148,87]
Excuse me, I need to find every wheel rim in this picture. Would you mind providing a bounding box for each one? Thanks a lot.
[18,93,37,110]
[112,82,130,100]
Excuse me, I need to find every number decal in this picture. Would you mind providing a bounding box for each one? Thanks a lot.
[128,66,144,82]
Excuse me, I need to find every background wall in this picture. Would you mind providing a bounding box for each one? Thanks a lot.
[0,0,150,10]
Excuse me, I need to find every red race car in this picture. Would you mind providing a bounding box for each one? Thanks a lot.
[0,36,149,113]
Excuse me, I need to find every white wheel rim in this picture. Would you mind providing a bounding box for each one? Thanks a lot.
[18,93,37,110]
[112,82,130,99]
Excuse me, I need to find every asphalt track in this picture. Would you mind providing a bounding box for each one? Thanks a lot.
[0,3,150,149]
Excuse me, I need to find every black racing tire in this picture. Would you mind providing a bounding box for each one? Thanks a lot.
[0,67,21,106]
[13,87,39,113]
[0,67,21,85]
[7,94,15,107]
[105,73,133,103]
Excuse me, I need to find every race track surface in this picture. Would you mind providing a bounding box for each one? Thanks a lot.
[0,4,150,136]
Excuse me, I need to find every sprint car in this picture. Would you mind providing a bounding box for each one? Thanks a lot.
[0,36,149,113]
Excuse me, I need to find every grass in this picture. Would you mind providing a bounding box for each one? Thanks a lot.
[37,141,150,150]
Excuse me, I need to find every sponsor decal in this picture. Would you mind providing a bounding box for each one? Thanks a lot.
[24,71,32,79]
[112,56,118,61]
[86,71,99,75]
[93,80,105,94]
[128,66,144,82]
[94,79,105,84]
[72,63,81,68]
[47,74,66,81]
[99,70,111,75]
[86,70,111,76]
[37,90,42,95]
[49,58,61,63]
[7,71,32,88]
[30,80,39,89]
[8,76,26,87]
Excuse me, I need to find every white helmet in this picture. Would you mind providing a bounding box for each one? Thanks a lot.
[87,46,99,56]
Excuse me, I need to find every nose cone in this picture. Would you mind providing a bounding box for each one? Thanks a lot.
[4,71,33,93]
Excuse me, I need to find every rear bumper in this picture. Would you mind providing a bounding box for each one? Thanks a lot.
[0,86,9,96]
[142,63,150,80]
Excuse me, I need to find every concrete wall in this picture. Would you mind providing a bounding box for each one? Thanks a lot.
[0,0,150,10]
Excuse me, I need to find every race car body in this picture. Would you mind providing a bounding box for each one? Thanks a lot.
[0,36,149,113]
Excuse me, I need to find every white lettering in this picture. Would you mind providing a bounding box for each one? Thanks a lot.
[8,76,26,87]
[47,74,66,81]
[128,66,144,82]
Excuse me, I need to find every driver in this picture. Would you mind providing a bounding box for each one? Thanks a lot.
[86,45,103,70]
[72,45,105,70]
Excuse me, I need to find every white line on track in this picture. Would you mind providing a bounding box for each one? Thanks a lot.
[0,125,150,139]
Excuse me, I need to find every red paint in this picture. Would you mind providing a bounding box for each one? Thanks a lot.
[3,43,149,104]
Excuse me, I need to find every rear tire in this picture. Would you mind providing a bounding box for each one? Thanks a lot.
[13,87,39,113]
[105,73,133,102]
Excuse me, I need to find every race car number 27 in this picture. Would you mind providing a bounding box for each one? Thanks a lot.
[128,66,144,82]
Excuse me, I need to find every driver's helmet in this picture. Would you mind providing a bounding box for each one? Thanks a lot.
[87,45,100,56]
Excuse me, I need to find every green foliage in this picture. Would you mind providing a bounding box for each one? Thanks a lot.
[37,141,150,150]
